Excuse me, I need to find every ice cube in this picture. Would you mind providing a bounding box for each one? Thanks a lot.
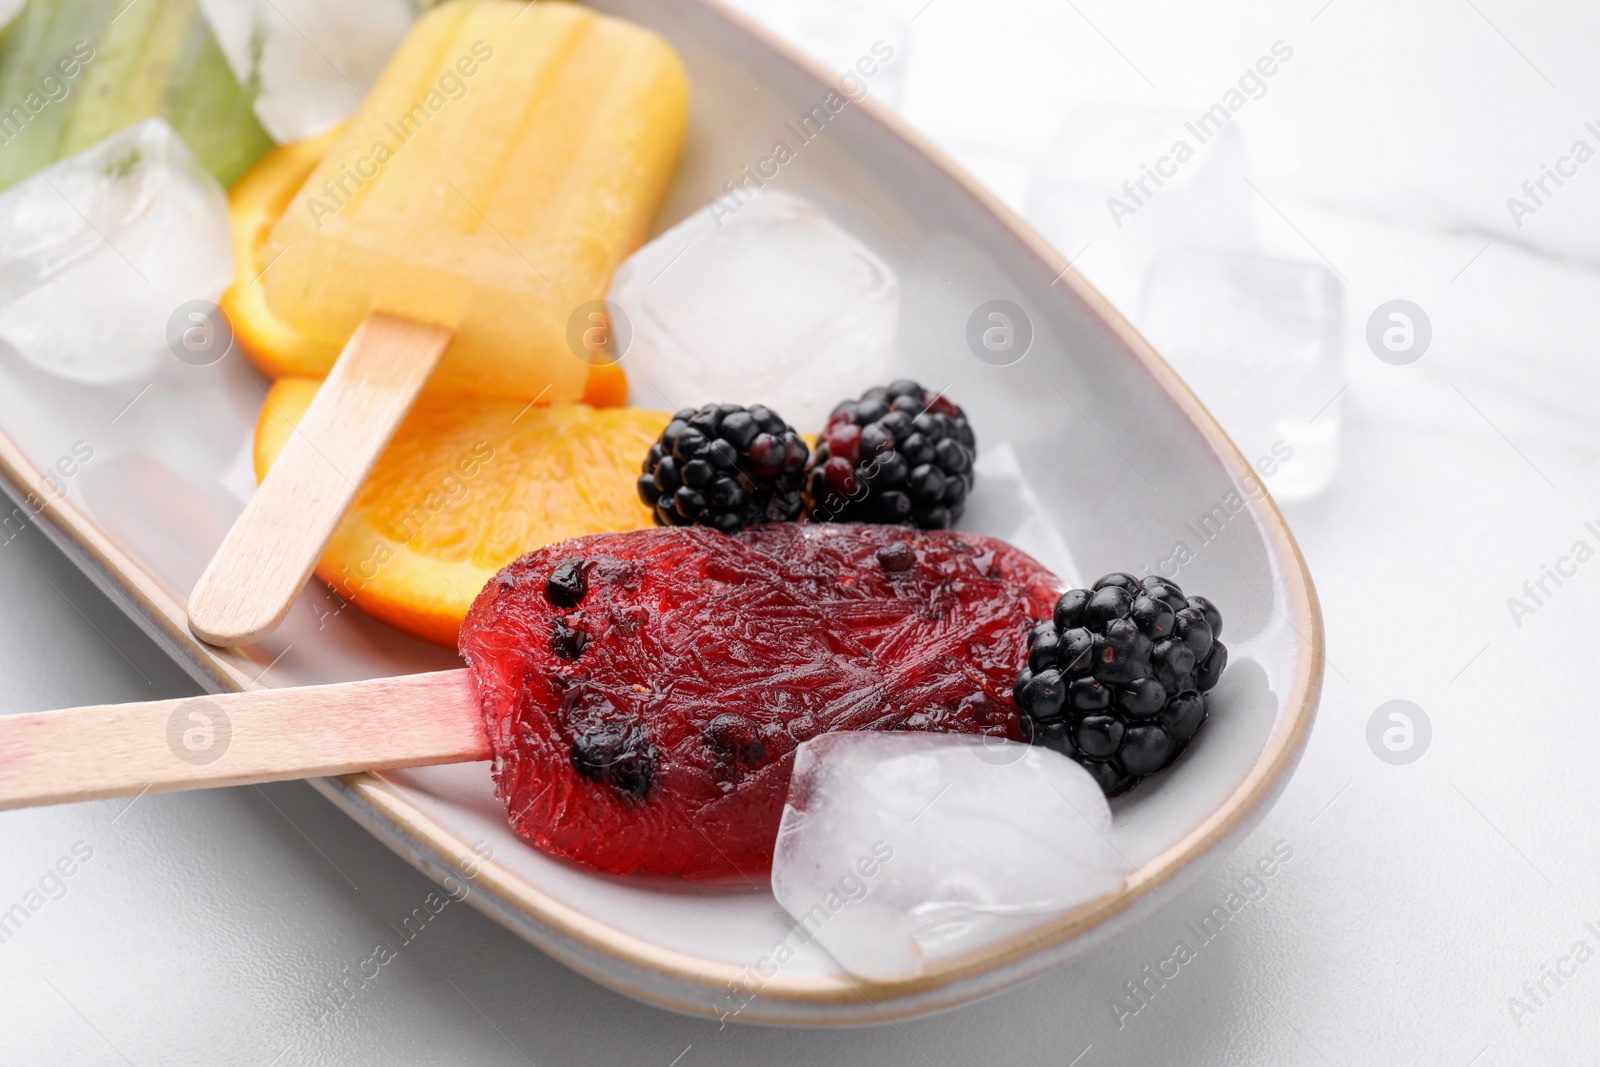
[1026,104,1252,315]
[1140,250,1343,502]
[0,119,234,384]
[197,0,416,143]
[609,191,900,433]
[771,732,1130,980]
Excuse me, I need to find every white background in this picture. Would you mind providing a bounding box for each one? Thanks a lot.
[4,0,1600,1062]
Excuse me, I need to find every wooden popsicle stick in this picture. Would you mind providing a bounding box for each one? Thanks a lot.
[187,311,452,647]
[0,669,487,812]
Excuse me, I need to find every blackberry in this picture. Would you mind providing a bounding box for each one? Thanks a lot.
[704,713,765,764]
[545,560,587,608]
[1013,573,1227,796]
[803,380,977,530]
[550,612,586,660]
[638,403,809,531]
[571,721,656,801]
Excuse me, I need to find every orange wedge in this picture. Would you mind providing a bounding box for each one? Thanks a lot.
[222,138,630,406]
[255,378,667,644]
[222,130,346,380]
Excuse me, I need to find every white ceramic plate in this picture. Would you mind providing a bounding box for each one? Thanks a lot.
[0,0,1322,1025]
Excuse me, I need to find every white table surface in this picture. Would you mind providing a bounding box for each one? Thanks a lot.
[5,0,1599,1062]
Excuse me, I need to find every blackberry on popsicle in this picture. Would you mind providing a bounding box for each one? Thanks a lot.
[459,523,1059,876]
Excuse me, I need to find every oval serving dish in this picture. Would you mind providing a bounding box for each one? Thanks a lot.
[0,0,1321,1025]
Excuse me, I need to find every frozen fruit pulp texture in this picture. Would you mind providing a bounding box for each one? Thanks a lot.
[459,524,1063,877]
[262,1,689,402]
[0,0,272,191]
[220,132,633,406]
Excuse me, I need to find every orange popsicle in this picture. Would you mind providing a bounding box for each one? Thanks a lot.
[188,1,687,647]
[263,0,688,401]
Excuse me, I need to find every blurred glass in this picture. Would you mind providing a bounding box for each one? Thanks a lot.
[731,0,910,110]
[1140,250,1343,503]
[1026,104,1253,312]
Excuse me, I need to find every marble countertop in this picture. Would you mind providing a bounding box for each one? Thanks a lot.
[3,0,1597,1062]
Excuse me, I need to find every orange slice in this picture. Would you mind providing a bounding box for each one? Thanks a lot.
[222,130,346,380]
[255,378,667,645]
[222,138,630,405]
[580,358,629,408]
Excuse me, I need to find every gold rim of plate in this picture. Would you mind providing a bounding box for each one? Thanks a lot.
[0,0,1323,1022]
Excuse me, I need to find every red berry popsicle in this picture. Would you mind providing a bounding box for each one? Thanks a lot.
[0,525,1061,878]
[460,524,1061,876]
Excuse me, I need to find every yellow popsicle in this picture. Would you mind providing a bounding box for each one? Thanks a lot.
[188,1,686,648]
[262,1,689,402]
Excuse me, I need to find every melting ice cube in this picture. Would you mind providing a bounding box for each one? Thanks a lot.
[609,191,900,433]
[0,119,233,384]
[771,732,1131,980]
[198,0,416,143]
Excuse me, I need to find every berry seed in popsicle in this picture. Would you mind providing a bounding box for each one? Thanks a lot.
[459,523,1062,877]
